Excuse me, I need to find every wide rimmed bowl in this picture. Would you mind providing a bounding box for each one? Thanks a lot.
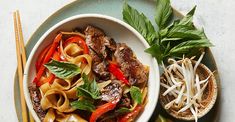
[23,14,160,122]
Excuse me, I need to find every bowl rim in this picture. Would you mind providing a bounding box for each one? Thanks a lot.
[23,14,160,122]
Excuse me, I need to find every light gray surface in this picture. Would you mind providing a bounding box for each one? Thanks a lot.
[0,0,233,121]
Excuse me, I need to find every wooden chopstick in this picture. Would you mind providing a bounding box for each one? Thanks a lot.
[13,10,34,122]
[16,10,27,68]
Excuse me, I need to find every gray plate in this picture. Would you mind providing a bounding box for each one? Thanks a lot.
[14,0,221,121]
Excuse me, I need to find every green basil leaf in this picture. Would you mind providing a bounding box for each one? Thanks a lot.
[161,37,182,42]
[164,42,171,55]
[71,99,95,112]
[155,0,172,29]
[77,74,100,99]
[123,2,147,38]
[90,80,100,98]
[145,43,165,62]
[177,6,196,26]
[169,39,213,54]
[130,86,142,104]
[166,25,203,40]
[123,2,156,45]
[187,5,197,16]
[145,15,158,45]
[77,85,100,99]
[115,107,131,115]
[44,59,80,79]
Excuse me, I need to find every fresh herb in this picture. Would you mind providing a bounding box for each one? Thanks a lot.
[72,74,100,112]
[77,74,101,99]
[123,1,213,63]
[123,2,157,45]
[71,99,95,112]
[44,59,80,79]
[168,39,213,55]
[155,0,172,30]
[178,6,196,26]
[130,86,142,104]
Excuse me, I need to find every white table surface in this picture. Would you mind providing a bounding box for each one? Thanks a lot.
[0,0,233,121]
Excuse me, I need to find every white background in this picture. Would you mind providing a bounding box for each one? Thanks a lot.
[0,0,234,121]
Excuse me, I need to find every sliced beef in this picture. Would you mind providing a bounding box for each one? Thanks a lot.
[92,61,110,80]
[85,29,107,62]
[114,43,149,85]
[119,96,131,108]
[103,36,116,51]
[101,80,122,102]
[85,25,105,37]
[84,26,117,80]
[28,83,46,121]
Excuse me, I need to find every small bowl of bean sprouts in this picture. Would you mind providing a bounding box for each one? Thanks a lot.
[159,52,218,122]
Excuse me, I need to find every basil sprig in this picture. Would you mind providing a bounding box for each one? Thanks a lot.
[123,2,157,45]
[77,74,101,99]
[123,1,213,62]
[155,0,172,30]
[71,74,101,112]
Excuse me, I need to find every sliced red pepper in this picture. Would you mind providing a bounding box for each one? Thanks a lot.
[35,45,50,72]
[118,105,142,122]
[37,51,61,86]
[89,99,119,122]
[33,33,62,85]
[52,51,61,61]
[63,36,89,54]
[47,51,61,84]
[108,62,129,85]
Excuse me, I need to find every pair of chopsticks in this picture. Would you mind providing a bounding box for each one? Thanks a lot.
[13,10,34,122]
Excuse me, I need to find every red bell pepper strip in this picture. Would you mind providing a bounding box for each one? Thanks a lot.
[36,51,61,86]
[118,105,142,122]
[33,33,62,85]
[47,51,61,84]
[63,36,89,54]
[35,46,50,72]
[108,62,129,85]
[89,99,120,122]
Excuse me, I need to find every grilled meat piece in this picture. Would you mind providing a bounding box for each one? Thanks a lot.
[92,61,110,80]
[85,26,117,80]
[114,43,148,85]
[101,80,122,102]
[29,83,46,121]
[103,36,117,51]
[119,96,131,108]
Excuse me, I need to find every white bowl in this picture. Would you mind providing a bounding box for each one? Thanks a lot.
[23,14,160,122]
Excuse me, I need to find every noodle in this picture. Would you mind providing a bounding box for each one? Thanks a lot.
[39,40,92,120]
[31,26,149,121]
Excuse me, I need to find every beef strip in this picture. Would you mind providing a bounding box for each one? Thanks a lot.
[28,83,46,121]
[118,96,131,108]
[103,36,116,51]
[114,43,149,85]
[84,26,116,80]
[92,61,110,80]
[101,80,122,102]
